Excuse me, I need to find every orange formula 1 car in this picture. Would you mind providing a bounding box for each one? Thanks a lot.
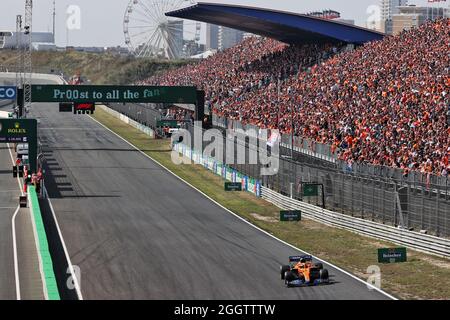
[280,255,329,287]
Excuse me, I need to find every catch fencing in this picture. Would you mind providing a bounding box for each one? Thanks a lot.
[105,102,162,130]
[193,118,450,238]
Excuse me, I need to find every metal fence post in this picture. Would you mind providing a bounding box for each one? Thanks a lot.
[436,188,440,237]
[381,181,385,224]
[290,182,293,199]
[421,182,425,230]
[316,168,319,207]
[446,180,449,236]
[350,175,354,216]
[372,180,375,221]
[361,178,365,219]
[341,173,344,214]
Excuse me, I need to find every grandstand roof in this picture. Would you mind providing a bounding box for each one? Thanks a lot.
[166,2,385,45]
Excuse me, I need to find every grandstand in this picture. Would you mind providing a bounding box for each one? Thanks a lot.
[144,18,449,177]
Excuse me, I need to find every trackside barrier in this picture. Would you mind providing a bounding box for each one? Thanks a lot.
[173,143,262,197]
[261,186,450,258]
[28,185,60,300]
[97,104,155,138]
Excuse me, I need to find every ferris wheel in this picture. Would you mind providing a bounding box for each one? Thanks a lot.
[123,0,202,59]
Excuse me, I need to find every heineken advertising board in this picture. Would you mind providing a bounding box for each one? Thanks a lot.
[225,182,242,192]
[157,120,178,128]
[280,210,301,221]
[378,248,407,263]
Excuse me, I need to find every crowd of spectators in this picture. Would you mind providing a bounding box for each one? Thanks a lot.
[144,37,338,111]
[143,19,450,176]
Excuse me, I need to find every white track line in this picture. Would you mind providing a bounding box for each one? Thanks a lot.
[11,206,21,300]
[7,143,22,300]
[43,185,83,300]
[89,114,398,300]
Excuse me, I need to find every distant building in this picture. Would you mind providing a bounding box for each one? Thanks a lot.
[1,31,54,49]
[106,46,131,56]
[206,23,245,51]
[206,24,219,50]
[380,0,409,34]
[32,42,56,51]
[0,31,12,49]
[168,20,183,59]
[392,5,450,35]
[218,26,244,51]
[182,40,205,57]
[73,47,105,53]
[336,19,355,25]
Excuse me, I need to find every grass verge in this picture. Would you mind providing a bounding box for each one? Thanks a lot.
[92,107,450,300]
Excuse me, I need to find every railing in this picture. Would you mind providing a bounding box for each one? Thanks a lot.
[213,114,450,188]
[97,104,155,138]
[261,186,450,258]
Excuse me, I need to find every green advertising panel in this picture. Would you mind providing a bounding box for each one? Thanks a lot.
[378,248,407,263]
[303,184,319,197]
[157,120,179,128]
[280,210,301,221]
[225,182,242,192]
[31,85,198,104]
[0,119,37,173]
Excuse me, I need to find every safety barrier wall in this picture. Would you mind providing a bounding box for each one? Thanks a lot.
[28,185,60,300]
[97,104,155,138]
[173,142,262,197]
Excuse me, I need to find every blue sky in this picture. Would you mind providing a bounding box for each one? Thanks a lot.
[0,0,444,47]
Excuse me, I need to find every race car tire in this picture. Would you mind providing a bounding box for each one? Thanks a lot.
[285,280,293,288]
[280,265,290,280]
[285,271,297,282]
[320,269,329,282]
[315,263,324,270]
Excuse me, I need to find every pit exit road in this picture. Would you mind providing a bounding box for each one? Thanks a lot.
[30,102,391,300]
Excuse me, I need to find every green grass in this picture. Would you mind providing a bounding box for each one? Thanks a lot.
[92,107,450,300]
[0,49,192,84]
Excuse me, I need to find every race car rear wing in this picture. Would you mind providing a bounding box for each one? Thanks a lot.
[289,255,312,262]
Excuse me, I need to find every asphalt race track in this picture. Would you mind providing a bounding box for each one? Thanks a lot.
[25,101,393,300]
[0,144,18,300]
